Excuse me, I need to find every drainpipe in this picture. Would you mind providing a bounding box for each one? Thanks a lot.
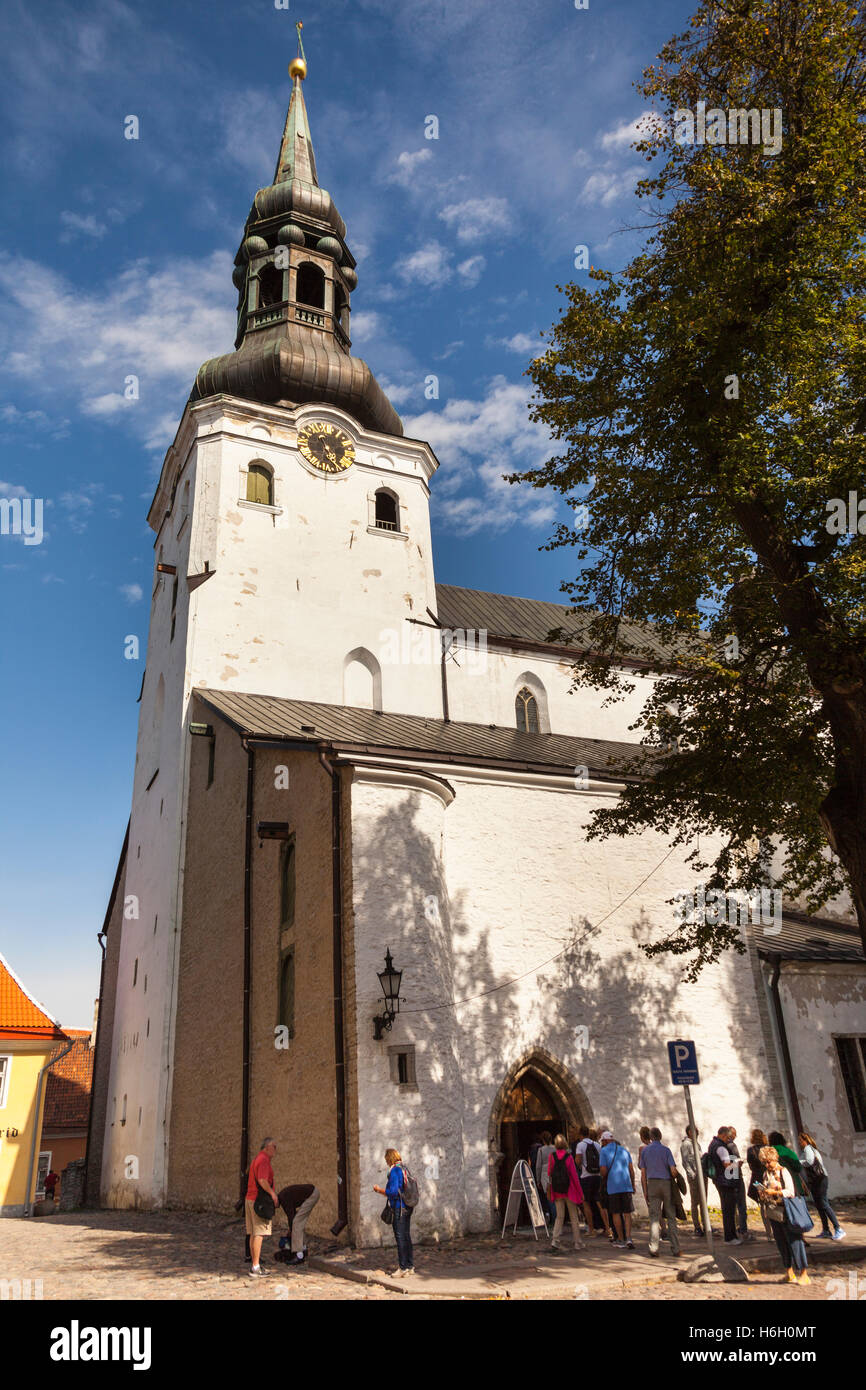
[239,740,255,1194]
[318,747,349,1236]
[24,1037,75,1216]
[766,954,804,1138]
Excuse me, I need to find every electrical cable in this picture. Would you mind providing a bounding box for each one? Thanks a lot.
[402,842,678,1015]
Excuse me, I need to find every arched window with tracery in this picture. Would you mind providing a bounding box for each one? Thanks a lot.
[515,686,539,733]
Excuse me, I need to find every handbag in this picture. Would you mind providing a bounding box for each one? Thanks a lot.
[253,1181,275,1222]
[380,1201,394,1225]
[783,1194,814,1235]
[674,1171,687,1196]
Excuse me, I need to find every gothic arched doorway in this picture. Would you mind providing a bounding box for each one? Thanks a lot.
[489,1050,592,1224]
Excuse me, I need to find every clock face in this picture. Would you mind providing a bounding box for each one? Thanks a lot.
[297,422,355,474]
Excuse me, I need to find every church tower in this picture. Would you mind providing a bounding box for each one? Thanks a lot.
[97,38,443,1207]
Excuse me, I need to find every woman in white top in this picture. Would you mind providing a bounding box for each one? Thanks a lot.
[755,1145,809,1284]
[798,1130,845,1241]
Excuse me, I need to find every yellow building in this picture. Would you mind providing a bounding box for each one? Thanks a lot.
[0,952,67,1217]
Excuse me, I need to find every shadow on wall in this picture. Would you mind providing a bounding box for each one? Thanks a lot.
[352,793,778,1235]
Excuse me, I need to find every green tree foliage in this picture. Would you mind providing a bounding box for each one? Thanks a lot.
[510,0,866,973]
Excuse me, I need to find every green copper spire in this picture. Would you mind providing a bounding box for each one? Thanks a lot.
[274,76,318,186]
[275,21,318,186]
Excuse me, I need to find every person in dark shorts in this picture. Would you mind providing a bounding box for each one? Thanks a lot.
[599,1130,636,1250]
[574,1126,608,1238]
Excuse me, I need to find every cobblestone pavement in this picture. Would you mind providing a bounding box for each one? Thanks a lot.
[0,1210,404,1301]
[1,1204,863,1302]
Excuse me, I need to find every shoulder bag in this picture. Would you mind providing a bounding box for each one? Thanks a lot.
[253,1179,275,1221]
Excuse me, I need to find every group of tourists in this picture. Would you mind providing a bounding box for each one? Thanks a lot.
[528,1120,845,1282]
[239,1123,845,1286]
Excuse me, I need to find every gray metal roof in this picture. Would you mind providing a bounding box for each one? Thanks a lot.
[434,583,693,663]
[757,911,864,964]
[196,689,648,779]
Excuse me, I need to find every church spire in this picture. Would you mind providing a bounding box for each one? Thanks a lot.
[191,29,402,437]
[274,23,318,187]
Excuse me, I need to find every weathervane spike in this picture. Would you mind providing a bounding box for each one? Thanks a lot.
[289,20,307,80]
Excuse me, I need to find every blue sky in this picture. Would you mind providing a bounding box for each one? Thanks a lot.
[0,0,694,1025]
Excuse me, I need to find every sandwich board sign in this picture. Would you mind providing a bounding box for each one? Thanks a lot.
[667,1039,700,1086]
[501,1158,549,1239]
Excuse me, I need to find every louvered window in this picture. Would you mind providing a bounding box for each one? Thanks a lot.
[246,464,273,506]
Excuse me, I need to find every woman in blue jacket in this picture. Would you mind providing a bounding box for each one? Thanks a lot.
[373,1147,414,1277]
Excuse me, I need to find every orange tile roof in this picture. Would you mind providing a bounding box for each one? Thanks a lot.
[0,952,66,1039]
[43,1030,94,1129]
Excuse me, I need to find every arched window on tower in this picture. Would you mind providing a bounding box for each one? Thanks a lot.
[373,489,399,532]
[246,462,274,506]
[257,262,284,309]
[515,686,539,733]
[296,261,325,310]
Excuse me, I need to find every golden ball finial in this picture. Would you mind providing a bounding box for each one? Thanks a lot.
[289,56,307,80]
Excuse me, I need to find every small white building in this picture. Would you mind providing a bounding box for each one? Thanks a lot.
[88,62,865,1241]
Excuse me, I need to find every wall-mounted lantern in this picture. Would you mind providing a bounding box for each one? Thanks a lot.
[373,948,403,1040]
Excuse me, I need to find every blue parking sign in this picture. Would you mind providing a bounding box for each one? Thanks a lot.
[667,1039,700,1085]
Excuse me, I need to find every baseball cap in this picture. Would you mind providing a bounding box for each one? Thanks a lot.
[600,1130,613,1141]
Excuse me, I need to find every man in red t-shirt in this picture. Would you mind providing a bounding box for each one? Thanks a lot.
[245,1138,278,1276]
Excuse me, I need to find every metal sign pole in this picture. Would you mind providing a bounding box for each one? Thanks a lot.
[684,1083,714,1257]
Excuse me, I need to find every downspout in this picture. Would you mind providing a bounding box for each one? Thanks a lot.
[24,1037,75,1216]
[318,747,349,1236]
[239,739,255,1192]
[766,954,804,1138]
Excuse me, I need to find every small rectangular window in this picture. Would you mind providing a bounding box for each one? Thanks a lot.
[835,1036,866,1132]
[207,738,215,788]
[388,1045,416,1087]
[0,1055,10,1108]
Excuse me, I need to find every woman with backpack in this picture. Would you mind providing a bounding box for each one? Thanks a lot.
[798,1131,845,1241]
[373,1147,417,1277]
[547,1133,585,1253]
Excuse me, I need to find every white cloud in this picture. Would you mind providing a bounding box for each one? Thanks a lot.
[59,211,107,240]
[599,112,664,150]
[119,583,143,603]
[494,331,542,354]
[0,251,236,448]
[388,148,434,189]
[395,241,452,287]
[581,168,642,207]
[405,376,557,535]
[438,196,511,243]
[456,255,485,287]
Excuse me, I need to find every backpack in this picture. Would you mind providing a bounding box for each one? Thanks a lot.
[701,1151,716,1182]
[584,1142,601,1175]
[400,1164,419,1209]
[550,1151,571,1196]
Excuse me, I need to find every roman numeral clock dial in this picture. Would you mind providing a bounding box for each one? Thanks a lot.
[297,421,355,474]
